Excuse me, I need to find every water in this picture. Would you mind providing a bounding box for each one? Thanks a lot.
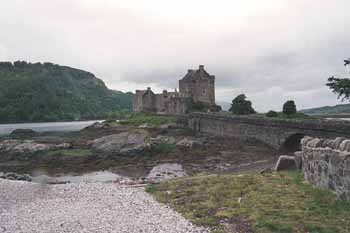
[0,120,102,136]
[327,118,350,121]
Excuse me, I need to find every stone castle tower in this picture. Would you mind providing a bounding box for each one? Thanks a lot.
[179,65,215,105]
[133,65,219,114]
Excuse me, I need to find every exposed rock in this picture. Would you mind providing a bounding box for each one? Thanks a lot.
[0,140,52,153]
[176,137,207,148]
[159,123,178,129]
[274,155,297,171]
[55,143,72,149]
[86,121,105,129]
[88,131,149,156]
[0,140,72,154]
[0,172,32,181]
[146,163,187,181]
[176,138,196,148]
[10,129,38,139]
[138,123,154,129]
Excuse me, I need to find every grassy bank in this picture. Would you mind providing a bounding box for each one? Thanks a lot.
[146,172,350,233]
[119,113,177,126]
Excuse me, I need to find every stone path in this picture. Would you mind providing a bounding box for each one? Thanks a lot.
[0,179,208,233]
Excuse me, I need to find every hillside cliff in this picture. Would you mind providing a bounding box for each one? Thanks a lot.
[0,61,133,123]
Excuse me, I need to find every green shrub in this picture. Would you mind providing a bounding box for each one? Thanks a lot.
[266,110,278,117]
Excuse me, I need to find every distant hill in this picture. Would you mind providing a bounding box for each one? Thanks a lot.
[301,103,350,115]
[0,61,134,123]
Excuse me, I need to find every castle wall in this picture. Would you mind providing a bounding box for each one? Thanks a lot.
[165,97,189,115]
[133,91,144,112]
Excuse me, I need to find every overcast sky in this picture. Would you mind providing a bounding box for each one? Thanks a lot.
[1,0,349,111]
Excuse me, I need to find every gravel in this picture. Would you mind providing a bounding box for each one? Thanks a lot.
[0,179,209,233]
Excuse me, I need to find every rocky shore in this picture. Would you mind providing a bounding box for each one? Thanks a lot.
[0,178,209,233]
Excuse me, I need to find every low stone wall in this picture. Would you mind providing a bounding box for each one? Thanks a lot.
[301,136,350,200]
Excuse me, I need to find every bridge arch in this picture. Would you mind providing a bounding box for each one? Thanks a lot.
[279,133,306,155]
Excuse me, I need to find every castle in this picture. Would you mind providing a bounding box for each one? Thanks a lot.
[133,65,220,114]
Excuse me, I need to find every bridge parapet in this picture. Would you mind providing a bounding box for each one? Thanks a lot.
[186,112,350,150]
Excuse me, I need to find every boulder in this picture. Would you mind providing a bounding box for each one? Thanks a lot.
[88,131,149,156]
[146,163,187,181]
[176,138,195,148]
[10,129,38,139]
[274,155,297,171]
[85,122,105,129]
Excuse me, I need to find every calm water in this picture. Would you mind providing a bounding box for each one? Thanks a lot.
[0,120,101,136]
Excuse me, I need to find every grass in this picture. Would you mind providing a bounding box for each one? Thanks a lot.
[46,149,93,157]
[146,172,350,233]
[119,113,177,126]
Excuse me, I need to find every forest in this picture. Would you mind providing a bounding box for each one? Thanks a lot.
[0,61,134,123]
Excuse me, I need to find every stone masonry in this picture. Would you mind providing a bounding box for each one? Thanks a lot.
[133,65,218,115]
[301,136,350,200]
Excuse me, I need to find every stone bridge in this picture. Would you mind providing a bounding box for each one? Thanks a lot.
[186,113,350,153]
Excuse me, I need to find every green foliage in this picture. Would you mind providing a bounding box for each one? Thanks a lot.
[147,172,350,233]
[229,94,256,115]
[327,58,350,101]
[119,113,177,126]
[0,61,134,123]
[266,110,278,118]
[152,143,176,154]
[282,100,297,115]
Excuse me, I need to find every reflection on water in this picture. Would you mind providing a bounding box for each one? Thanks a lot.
[0,120,102,135]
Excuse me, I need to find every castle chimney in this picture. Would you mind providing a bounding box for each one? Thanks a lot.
[147,87,151,91]
[199,65,204,70]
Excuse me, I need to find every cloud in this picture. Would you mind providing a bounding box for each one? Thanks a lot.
[1,0,350,111]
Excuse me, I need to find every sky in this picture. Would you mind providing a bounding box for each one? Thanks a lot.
[0,0,349,112]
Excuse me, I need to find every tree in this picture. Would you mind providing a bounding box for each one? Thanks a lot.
[266,110,278,117]
[327,58,350,101]
[229,94,256,115]
[283,100,297,115]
